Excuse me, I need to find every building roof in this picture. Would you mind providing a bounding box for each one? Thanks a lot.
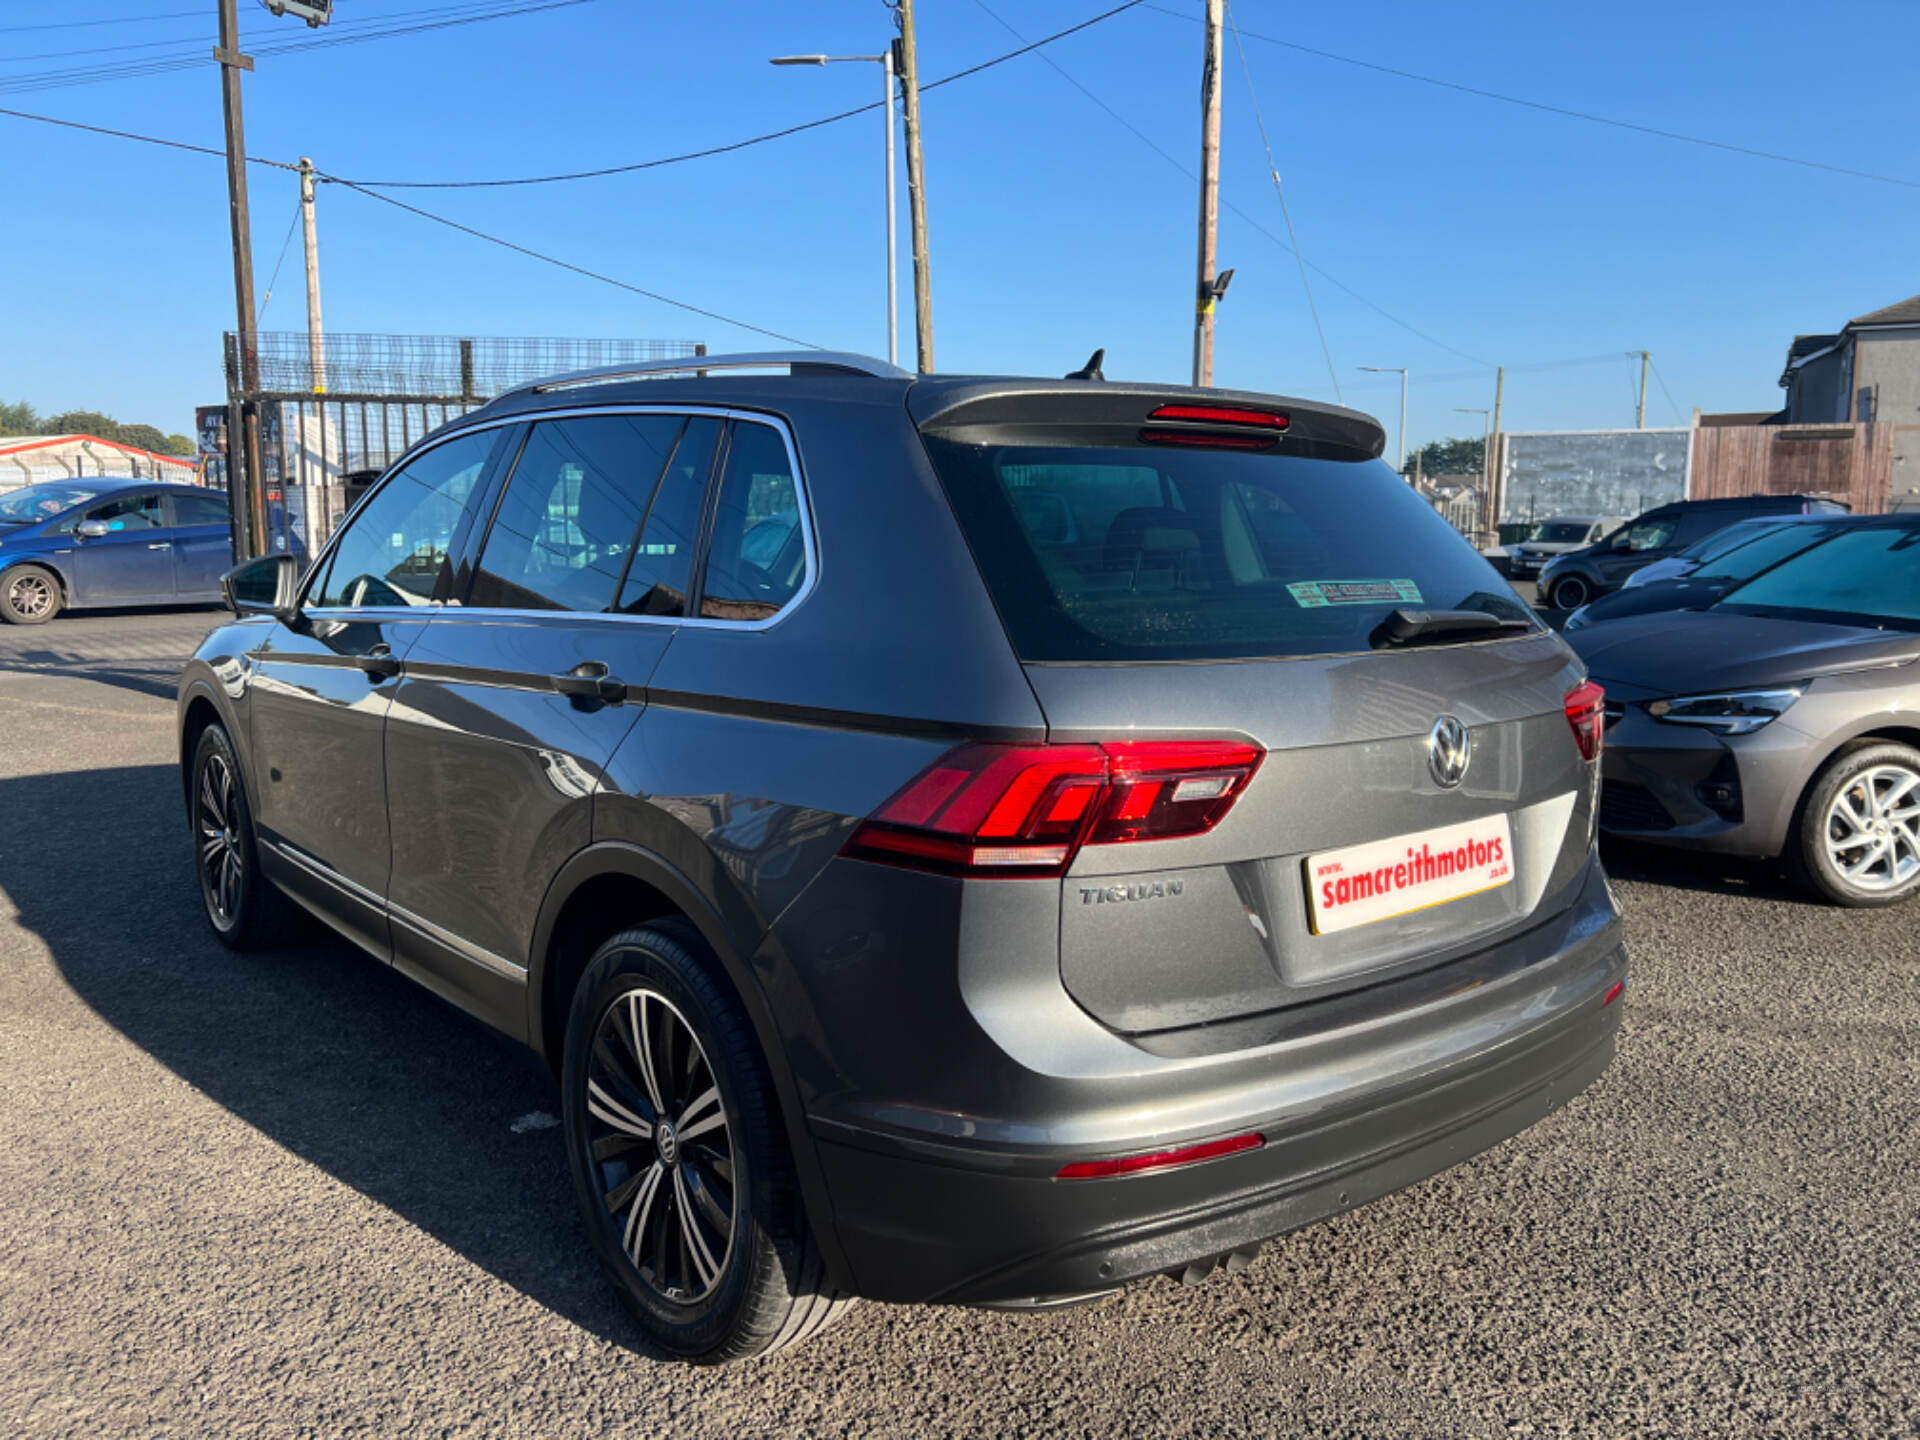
[1848,294,1920,328]
[0,434,196,467]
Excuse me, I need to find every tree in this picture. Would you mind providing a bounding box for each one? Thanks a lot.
[117,423,171,454]
[166,434,197,456]
[0,399,42,436]
[1404,436,1485,478]
[44,410,122,443]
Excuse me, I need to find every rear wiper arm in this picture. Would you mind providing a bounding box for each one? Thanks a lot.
[1370,608,1535,649]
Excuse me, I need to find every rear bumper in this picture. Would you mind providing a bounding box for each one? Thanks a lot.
[809,904,1627,1306]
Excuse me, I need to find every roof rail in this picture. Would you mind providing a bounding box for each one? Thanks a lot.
[499,350,913,401]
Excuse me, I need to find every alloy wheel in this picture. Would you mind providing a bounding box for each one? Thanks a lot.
[1823,763,1920,893]
[7,571,54,620]
[197,751,245,927]
[586,987,736,1305]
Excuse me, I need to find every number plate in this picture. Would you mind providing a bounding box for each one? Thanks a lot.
[1305,814,1514,935]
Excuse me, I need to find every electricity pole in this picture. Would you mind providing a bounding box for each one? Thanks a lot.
[299,157,325,394]
[216,0,267,559]
[893,0,934,372]
[1633,350,1649,428]
[1192,0,1223,387]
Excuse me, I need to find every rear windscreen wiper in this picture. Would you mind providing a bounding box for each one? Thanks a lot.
[1371,608,1536,649]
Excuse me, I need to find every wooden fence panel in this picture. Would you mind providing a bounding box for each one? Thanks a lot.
[1688,422,1890,513]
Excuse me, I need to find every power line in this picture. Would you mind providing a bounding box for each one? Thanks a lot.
[1648,357,1686,425]
[335,0,1147,188]
[0,11,203,34]
[0,103,299,170]
[326,177,824,348]
[0,1,596,97]
[256,195,304,325]
[969,0,1486,368]
[1146,2,1920,193]
[1223,0,1339,401]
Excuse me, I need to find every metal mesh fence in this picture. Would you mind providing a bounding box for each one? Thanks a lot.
[228,331,701,398]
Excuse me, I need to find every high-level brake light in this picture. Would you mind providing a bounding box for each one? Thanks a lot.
[1564,681,1605,763]
[1146,404,1289,429]
[1141,403,1289,451]
[843,739,1264,878]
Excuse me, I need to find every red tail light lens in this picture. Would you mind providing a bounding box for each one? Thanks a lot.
[1147,403,1289,429]
[844,739,1264,877]
[1056,1131,1264,1180]
[1564,681,1605,763]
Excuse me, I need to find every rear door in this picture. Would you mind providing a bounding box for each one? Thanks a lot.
[165,488,234,598]
[381,410,714,1029]
[68,490,174,602]
[916,395,1597,1034]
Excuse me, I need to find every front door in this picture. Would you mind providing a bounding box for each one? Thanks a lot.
[247,426,504,957]
[69,491,174,603]
[383,412,705,1030]
[1598,509,1679,588]
[166,489,235,599]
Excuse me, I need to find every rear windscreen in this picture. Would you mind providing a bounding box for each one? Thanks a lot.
[921,439,1534,662]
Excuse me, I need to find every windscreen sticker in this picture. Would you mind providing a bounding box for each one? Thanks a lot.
[1286,578,1423,609]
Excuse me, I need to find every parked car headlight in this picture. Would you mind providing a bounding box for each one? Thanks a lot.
[1646,687,1803,735]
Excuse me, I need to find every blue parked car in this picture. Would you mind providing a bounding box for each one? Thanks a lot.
[0,479,236,625]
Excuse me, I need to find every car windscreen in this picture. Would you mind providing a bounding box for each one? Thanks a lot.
[1527,521,1590,544]
[1694,523,1842,583]
[921,439,1535,662]
[1715,524,1920,629]
[0,482,104,524]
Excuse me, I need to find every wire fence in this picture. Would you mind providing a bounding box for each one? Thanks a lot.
[227,331,702,399]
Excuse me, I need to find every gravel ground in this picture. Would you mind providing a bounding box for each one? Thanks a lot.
[2,612,1916,1438]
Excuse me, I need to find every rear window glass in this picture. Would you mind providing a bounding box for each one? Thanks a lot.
[922,440,1533,661]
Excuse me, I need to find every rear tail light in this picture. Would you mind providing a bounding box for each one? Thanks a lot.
[843,739,1264,877]
[1564,681,1605,763]
[1056,1131,1264,1180]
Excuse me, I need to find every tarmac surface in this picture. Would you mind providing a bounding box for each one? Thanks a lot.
[2,609,1916,1438]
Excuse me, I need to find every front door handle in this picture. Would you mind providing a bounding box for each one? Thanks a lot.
[551,661,627,705]
[357,645,402,679]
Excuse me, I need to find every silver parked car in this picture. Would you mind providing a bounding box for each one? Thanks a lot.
[1504,514,1628,582]
[1570,515,1920,905]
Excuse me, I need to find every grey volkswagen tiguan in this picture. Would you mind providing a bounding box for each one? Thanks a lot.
[178,353,1627,1363]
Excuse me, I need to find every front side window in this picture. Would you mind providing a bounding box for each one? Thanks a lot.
[470,414,683,612]
[1717,524,1920,628]
[1623,516,1676,552]
[700,422,807,621]
[618,417,720,617]
[312,429,497,608]
[76,492,164,532]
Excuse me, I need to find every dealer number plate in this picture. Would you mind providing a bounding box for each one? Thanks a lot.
[1306,814,1514,935]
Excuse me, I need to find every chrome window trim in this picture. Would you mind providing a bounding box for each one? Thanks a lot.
[297,403,816,634]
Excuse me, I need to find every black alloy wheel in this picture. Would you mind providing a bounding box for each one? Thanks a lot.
[189,724,299,950]
[197,747,246,931]
[561,921,852,1363]
[1549,575,1592,612]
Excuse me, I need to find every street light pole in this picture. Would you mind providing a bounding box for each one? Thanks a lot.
[771,50,899,366]
[1359,366,1408,474]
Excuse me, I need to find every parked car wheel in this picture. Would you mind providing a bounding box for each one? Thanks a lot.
[1791,741,1920,907]
[191,724,302,949]
[1548,575,1592,612]
[0,565,62,625]
[560,920,853,1363]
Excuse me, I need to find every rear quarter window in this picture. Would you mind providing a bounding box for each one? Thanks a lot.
[921,439,1532,661]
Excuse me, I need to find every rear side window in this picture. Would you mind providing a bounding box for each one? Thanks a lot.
[921,440,1531,661]
[618,417,720,617]
[700,421,806,622]
[470,414,682,612]
[172,491,231,527]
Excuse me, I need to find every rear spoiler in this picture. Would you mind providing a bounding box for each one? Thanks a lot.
[907,378,1387,463]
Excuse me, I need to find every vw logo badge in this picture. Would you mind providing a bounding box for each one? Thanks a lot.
[1427,715,1472,789]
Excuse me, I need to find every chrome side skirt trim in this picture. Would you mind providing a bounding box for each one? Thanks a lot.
[262,837,526,980]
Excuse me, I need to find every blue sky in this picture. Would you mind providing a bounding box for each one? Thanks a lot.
[3,0,1917,455]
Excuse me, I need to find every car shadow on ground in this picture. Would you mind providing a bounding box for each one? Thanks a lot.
[1598,834,1824,906]
[1,761,644,1349]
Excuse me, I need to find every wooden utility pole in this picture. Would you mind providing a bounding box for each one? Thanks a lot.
[1634,350,1649,428]
[1192,0,1224,387]
[893,0,934,373]
[216,0,267,559]
[1487,365,1506,538]
[299,157,325,394]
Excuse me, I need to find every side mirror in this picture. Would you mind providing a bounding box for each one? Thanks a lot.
[222,553,300,623]
[75,519,110,539]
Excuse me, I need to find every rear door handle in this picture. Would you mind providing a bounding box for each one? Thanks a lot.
[148,541,173,550]
[357,645,402,679]
[551,661,627,705]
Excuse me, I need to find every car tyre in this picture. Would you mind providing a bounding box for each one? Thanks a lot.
[561,919,854,1363]
[190,723,303,948]
[1789,740,1920,908]
[1548,575,1591,612]
[1,565,62,625]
